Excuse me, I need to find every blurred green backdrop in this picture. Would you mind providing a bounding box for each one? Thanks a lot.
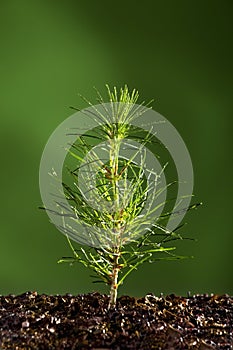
[0,0,232,297]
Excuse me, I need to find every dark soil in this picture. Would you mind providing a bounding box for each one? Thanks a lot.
[0,292,232,349]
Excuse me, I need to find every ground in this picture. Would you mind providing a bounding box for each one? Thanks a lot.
[0,292,232,349]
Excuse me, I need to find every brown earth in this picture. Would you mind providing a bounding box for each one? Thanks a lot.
[0,292,232,349]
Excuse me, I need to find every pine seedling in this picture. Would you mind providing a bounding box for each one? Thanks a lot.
[42,85,200,309]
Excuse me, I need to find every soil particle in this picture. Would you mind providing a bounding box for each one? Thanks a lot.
[0,292,232,349]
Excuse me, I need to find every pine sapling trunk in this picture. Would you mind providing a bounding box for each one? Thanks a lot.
[108,137,121,309]
[108,251,120,309]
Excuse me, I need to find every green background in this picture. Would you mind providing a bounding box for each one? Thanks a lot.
[0,0,232,297]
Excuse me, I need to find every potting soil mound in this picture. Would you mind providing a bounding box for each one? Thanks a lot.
[0,292,232,349]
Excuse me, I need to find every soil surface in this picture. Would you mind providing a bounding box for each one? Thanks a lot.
[0,292,232,349]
